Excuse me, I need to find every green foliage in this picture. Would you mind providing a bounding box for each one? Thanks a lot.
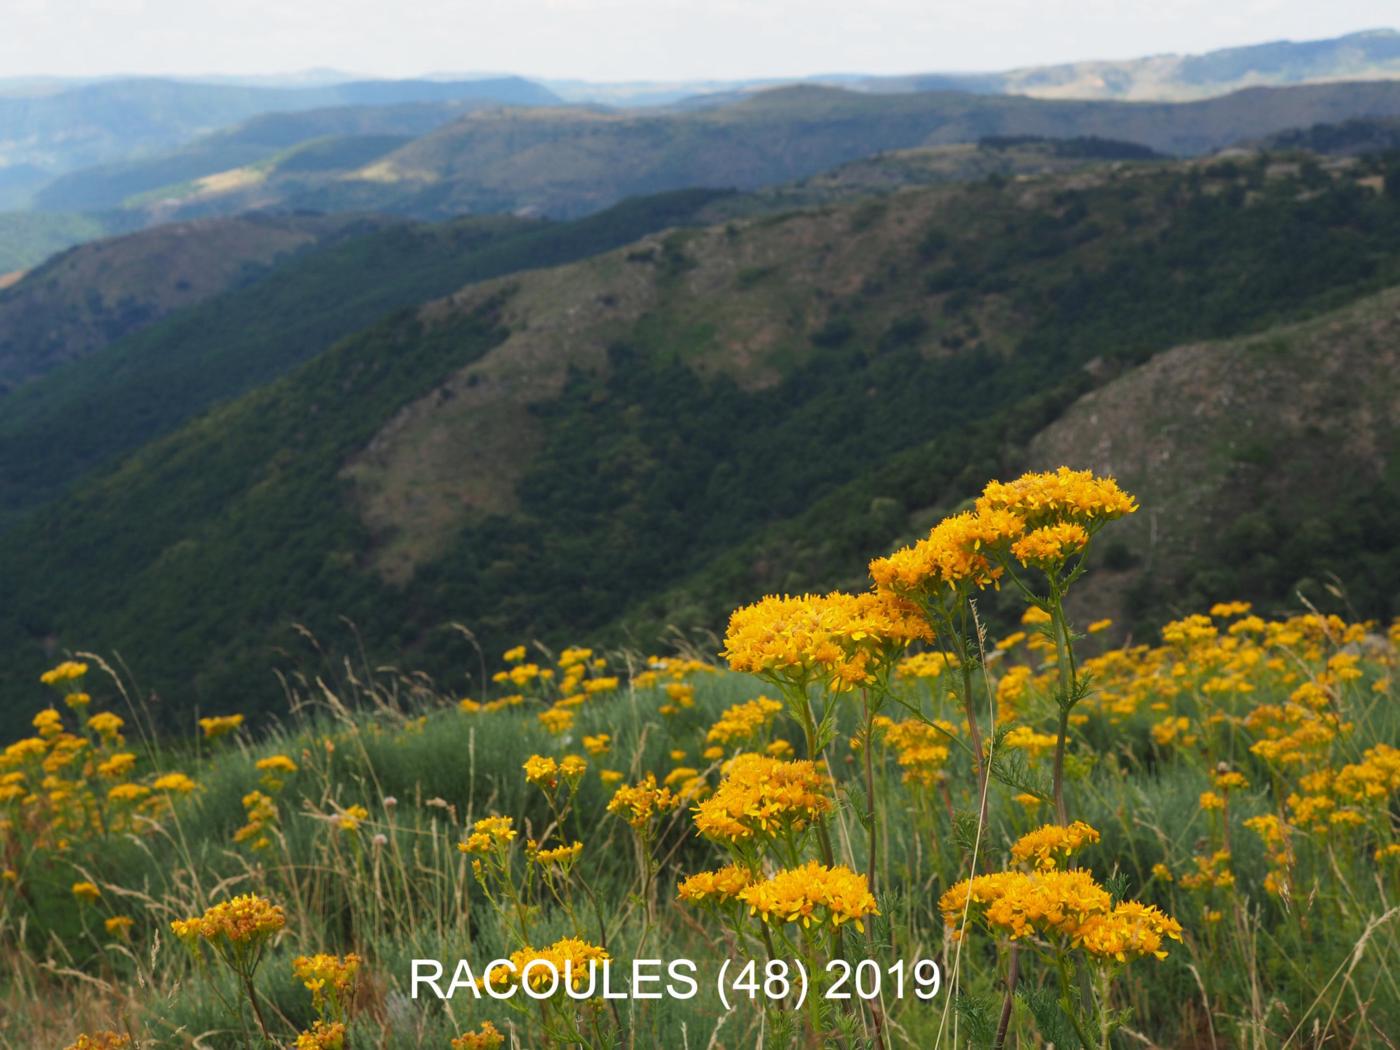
[0,188,733,520]
[2,163,1400,721]
[0,211,108,272]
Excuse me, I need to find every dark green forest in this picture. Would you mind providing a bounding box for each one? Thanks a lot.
[3,156,1399,722]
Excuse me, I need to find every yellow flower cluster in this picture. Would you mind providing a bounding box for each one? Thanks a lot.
[170,894,285,947]
[871,468,1135,602]
[292,952,360,1018]
[1010,522,1090,567]
[677,864,756,905]
[692,753,831,844]
[492,938,609,994]
[722,590,932,691]
[0,697,187,857]
[293,1020,346,1050]
[1073,901,1185,963]
[941,866,1178,962]
[234,790,278,850]
[41,660,89,686]
[459,815,517,854]
[1009,821,1101,871]
[975,466,1138,529]
[737,862,878,932]
[872,716,955,787]
[198,714,244,740]
[706,696,784,747]
[63,1033,130,1050]
[451,1021,506,1050]
[606,774,678,829]
[529,840,584,866]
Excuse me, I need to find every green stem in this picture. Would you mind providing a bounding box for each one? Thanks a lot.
[1049,579,1076,826]
[1055,950,1096,1050]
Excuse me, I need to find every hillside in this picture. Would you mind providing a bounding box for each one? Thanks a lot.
[3,154,1399,719]
[1024,290,1400,623]
[70,79,1400,224]
[0,189,733,518]
[0,210,108,273]
[866,28,1400,101]
[0,212,397,393]
[546,29,1400,106]
[30,101,501,214]
[0,76,558,177]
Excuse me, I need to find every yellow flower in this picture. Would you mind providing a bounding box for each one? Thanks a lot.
[337,804,369,832]
[583,733,612,755]
[104,915,134,939]
[607,774,678,830]
[96,752,137,778]
[63,1033,129,1050]
[722,591,932,691]
[738,862,878,932]
[538,707,575,735]
[502,645,528,664]
[107,783,151,804]
[692,753,831,844]
[530,840,584,866]
[1010,522,1090,567]
[170,893,285,947]
[523,754,560,788]
[152,772,196,793]
[599,769,624,785]
[1075,900,1184,962]
[451,1021,506,1050]
[492,938,609,995]
[41,660,88,686]
[1087,619,1112,634]
[257,754,298,774]
[293,1020,346,1050]
[870,509,1024,598]
[459,815,516,854]
[940,868,1112,942]
[86,712,125,739]
[678,864,755,906]
[64,691,92,710]
[198,714,244,740]
[559,754,588,781]
[1009,822,1101,872]
[292,953,360,1018]
[72,881,101,903]
[706,696,784,747]
[975,467,1137,529]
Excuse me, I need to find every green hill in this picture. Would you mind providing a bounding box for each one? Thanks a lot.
[0,189,733,518]
[0,76,558,176]
[0,211,109,273]
[2,153,1398,721]
[30,102,481,213]
[68,80,1400,225]
[0,212,397,394]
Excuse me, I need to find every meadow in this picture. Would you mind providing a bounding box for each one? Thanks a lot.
[2,468,1396,1049]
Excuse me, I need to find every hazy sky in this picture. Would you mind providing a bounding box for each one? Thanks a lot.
[1,0,1395,81]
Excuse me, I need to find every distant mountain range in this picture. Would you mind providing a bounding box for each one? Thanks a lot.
[25,79,1400,232]
[1,147,1398,718]
[855,28,1400,102]
[0,76,558,180]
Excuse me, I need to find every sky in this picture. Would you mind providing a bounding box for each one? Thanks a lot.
[0,0,1396,82]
